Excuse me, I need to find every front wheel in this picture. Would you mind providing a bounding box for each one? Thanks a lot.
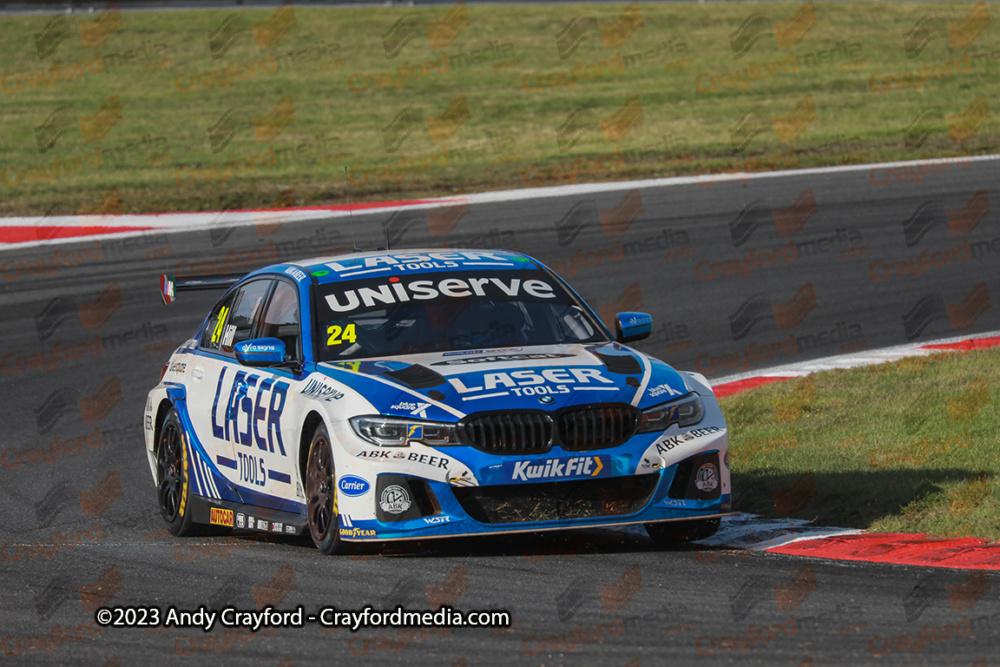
[645,518,720,546]
[305,423,347,555]
[156,408,197,536]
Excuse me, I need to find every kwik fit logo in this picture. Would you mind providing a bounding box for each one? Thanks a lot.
[505,455,609,483]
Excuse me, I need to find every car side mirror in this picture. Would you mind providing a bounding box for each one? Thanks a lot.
[234,338,287,366]
[615,312,653,343]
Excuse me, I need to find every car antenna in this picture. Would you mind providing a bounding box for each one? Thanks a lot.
[345,166,361,253]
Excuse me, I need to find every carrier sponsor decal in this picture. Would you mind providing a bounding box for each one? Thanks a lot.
[448,367,616,400]
[338,475,370,497]
[504,455,609,483]
[324,275,557,313]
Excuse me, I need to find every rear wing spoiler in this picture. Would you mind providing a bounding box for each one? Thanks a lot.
[159,273,243,305]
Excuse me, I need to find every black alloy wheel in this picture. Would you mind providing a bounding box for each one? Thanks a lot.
[156,408,196,536]
[306,422,346,555]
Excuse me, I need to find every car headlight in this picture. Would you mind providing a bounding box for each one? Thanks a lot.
[637,393,704,433]
[349,416,459,447]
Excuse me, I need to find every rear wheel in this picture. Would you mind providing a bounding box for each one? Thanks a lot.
[645,518,720,545]
[156,408,197,536]
[306,423,347,555]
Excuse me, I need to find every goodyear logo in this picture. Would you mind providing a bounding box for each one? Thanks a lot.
[210,507,234,527]
[504,455,609,483]
[340,526,376,538]
[407,424,423,440]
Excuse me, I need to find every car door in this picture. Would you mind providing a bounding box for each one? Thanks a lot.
[247,277,305,508]
[186,278,289,508]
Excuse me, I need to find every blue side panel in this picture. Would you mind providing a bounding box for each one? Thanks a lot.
[235,486,305,515]
[168,389,306,515]
[166,394,242,504]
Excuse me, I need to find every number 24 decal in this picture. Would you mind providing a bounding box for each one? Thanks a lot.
[326,323,357,346]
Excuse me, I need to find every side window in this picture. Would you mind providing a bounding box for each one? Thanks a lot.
[200,280,272,354]
[201,294,235,352]
[259,281,301,362]
[227,280,273,351]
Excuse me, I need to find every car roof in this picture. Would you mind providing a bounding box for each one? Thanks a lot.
[290,249,541,284]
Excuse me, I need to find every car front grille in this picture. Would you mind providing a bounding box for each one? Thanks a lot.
[459,404,640,455]
[457,412,553,455]
[558,404,640,452]
[452,474,659,524]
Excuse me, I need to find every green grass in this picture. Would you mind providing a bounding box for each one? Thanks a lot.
[0,2,997,215]
[721,349,1000,540]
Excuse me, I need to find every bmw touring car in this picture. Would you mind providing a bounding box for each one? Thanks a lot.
[144,249,732,554]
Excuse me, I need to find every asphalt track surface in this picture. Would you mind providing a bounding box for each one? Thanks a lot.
[2,160,1000,665]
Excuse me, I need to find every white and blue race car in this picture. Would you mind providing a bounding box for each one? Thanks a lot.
[144,249,732,554]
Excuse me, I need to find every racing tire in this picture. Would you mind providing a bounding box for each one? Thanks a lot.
[156,408,197,537]
[306,423,347,555]
[645,518,720,545]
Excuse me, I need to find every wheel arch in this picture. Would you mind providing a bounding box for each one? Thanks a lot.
[153,399,175,460]
[152,383,188,470]
[299,410,327,484]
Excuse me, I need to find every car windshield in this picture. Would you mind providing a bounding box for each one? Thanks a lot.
[314,269,608,360]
